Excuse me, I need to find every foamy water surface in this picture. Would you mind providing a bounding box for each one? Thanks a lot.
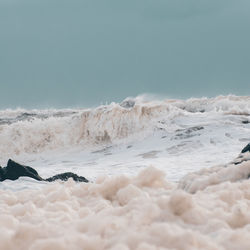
[0,95,250,249]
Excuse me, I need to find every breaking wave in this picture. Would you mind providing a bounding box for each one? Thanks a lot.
[0,95,250,250]
[0,95,249,156]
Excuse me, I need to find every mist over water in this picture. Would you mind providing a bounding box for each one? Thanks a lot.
[0,0,250,108]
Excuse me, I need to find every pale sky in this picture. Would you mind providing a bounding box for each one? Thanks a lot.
[0,0,249,108]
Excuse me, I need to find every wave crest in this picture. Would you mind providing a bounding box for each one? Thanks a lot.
[0,95,249,156]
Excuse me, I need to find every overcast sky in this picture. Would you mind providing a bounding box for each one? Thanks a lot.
[0,0,249,108]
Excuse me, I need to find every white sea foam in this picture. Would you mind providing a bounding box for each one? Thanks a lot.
[0,95,249,158]
[0,95,250,249]
[179,152,250,193]
[1,158,250,250]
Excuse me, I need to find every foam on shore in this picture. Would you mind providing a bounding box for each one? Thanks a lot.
[0,95,250,249]
[1,154,250,250]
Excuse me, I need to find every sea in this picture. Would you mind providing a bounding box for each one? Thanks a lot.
[0,95,250,250]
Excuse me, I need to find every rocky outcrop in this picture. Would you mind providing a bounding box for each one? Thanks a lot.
[46,172,88,182]
[0,159,88,183]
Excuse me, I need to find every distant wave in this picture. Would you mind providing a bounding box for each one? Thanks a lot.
[0,95,249,156]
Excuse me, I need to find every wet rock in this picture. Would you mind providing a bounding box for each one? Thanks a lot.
[232,143,250,165]
[1,159,43,181]
[0,159,88,183]
[241,143,250,153]
[46,172,88,182]
[242,120,249,124]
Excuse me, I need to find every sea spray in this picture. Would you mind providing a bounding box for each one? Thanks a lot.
[0,95,249,157]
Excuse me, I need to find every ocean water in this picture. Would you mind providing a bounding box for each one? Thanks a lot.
[1,0,250,248]
[0,95,250,249]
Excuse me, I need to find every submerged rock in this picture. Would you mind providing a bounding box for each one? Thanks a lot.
[173,126,204,140]
[0,159,88,183]
[120,99,135,108]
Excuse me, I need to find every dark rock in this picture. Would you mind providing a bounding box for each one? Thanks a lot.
[242,120,249,124]
[241,143,250,153]
[0,159,88,183]
[46,172,88,182]
[0,167,6,181]
[4,159,43,181]
[234,159,249,165]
